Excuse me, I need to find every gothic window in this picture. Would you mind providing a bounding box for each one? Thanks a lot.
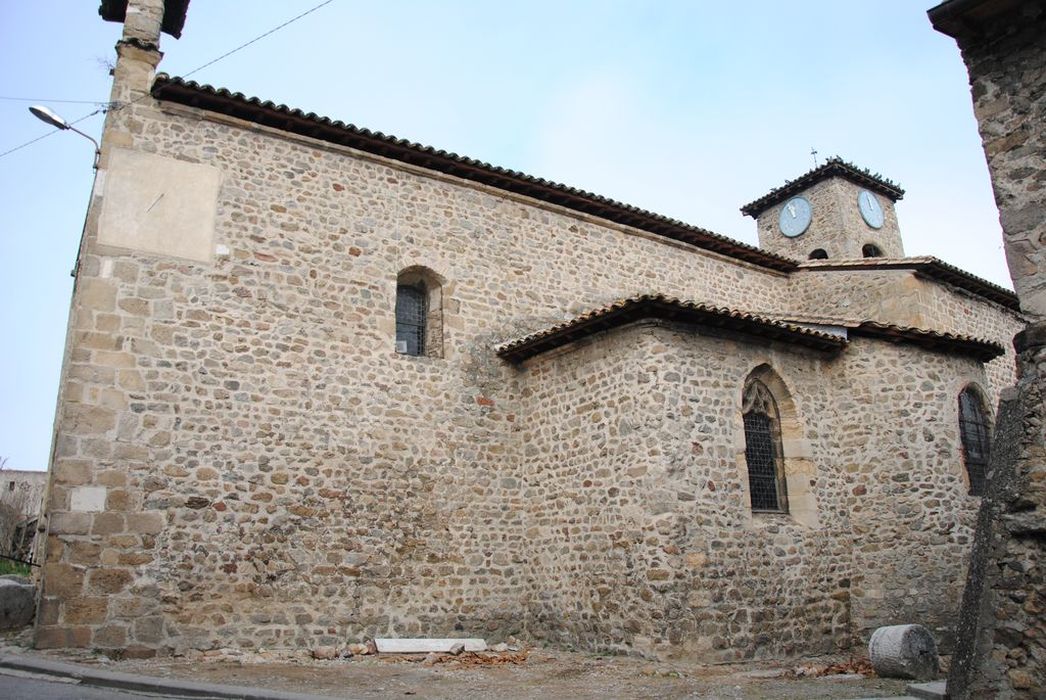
[809,249,828,260]
[958,386,991,496]
[742,379,788,512]
[395,267,444,358]
[862,243,883,258]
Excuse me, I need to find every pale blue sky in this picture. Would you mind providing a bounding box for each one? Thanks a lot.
[0,1,1008,471]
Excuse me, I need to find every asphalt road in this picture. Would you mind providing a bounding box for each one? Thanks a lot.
[0,670,169,700]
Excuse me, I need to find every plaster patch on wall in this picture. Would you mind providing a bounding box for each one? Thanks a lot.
[70,486,107,512]
[98,148,221,263]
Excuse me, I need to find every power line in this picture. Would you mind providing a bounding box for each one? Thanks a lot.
[0,0,336,163]
[182,0,336,79]
[0,109,104,161]
[0,96,111,105]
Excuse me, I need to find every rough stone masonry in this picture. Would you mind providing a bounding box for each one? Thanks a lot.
[33,0,1025,660]
[930,0,1046,696]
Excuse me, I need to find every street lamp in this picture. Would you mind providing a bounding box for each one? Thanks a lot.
[29,105,100,169]
[29,105,104,277]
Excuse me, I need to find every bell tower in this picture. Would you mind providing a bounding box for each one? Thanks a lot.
[741,158,905,261]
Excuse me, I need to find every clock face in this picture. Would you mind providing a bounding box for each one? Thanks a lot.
[858,190,884,229]
[778,196,812,238]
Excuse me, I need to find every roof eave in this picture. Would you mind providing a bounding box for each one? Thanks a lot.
[853,322,1004,362]
[150,74,798,273]
[99,0,190,39]
[496,296,846,364]
[798,257,1020,311]
[928,0,1026,40]
[740,159,905,218]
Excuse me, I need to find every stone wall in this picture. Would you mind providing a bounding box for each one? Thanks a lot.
[35,7,1022,656]
[787,267,1023,408]
[930,1,1046,696]
[517,320,988,659]
[955,3,1046,321]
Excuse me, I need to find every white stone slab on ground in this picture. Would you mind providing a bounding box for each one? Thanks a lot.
[374,638,487,653]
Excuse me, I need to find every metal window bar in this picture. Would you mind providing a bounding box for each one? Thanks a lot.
[744,411,781,511]
[395,284,426,356]
[959,390,991,496]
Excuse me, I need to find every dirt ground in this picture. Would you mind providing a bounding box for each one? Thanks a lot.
[2,629,918,699]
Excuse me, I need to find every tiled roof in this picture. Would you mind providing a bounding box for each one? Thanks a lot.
[770,314,1005,361]
[99,0,190,38]
[853,320,1004,362]
[798,256,1020,311]
[493,295,1006,364]
[740,157,905,217]
[150,74,798,273]
[494,294,848,363]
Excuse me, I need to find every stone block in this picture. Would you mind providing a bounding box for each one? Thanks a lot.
[41,564,84,598]
[94,624,128,648]
[64,404,116,435]
[70,486,108,512]
[0,579,36,630]
[35,624,92,649]
[67,541,102,565]
[78,278,117,312]
[374,638,487,653]
[53,460,92,486]
[87,568,133,595]
[92,512,126,536]
[126,512,166,535]
[63,596,109,625]
[48,512,91,535]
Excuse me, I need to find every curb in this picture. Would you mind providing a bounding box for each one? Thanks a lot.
[0,652,340,700]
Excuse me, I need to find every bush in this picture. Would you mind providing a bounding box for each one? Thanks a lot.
[0,559,31,577]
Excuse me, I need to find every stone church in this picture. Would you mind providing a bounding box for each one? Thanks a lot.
[36,0,1025,659]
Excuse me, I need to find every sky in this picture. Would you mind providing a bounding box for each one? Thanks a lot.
[0,1,1010,471]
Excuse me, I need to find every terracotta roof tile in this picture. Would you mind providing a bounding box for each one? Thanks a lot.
[769,313,1005,361]
[150,74,798,272]
[494,294,847,363]
[740,157,904,218]
[494,296,1005,364]
[853,321,1004,361]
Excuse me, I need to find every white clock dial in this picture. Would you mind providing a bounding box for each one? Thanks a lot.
[778,196,812,238]
[858,190,884,229]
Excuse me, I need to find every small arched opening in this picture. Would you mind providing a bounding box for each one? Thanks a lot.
[862,243,883,258]
[395,266,444,358]
[808,249,828,260]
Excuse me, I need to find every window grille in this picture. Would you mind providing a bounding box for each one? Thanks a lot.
[742,380,787,512]
[395,284,426,356]
[958,388,990,496]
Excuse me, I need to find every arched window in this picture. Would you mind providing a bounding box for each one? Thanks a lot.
[862,243,883,258]
[958,386,991,496]
[395,267,444,358]
[809,249,828,260]
[395,283,427,356]
[742,379,788,512]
